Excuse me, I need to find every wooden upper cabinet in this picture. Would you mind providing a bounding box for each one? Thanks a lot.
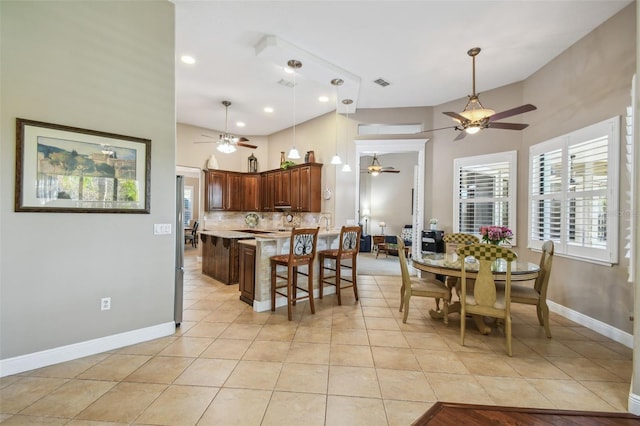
[204,163,321,213]
[291,164,321,212]
[242,174,260,212]
[204,170,226,211]
[226,172,243,211]
[274,169,291,207]
[261,172,275,211]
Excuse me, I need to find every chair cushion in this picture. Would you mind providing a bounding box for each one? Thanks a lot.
[409,277,449,298]
[401,226,412,242]
[495,282,540,303]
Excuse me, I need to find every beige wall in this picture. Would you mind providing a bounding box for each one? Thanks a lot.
[521,4,636,332]
[1,1,176,361]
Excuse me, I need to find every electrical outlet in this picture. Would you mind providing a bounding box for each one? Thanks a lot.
[101,297,111,311]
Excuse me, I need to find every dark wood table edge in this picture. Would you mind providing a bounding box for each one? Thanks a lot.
[411,401,640,425]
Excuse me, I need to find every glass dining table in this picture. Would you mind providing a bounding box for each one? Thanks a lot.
[411,251,540,333]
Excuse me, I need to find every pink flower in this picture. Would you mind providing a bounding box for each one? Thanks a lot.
[480,225,513,245]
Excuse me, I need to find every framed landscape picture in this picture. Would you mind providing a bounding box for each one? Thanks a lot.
[15,118,151,213]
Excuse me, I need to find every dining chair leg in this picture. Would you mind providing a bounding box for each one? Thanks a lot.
[442,298,449,326]
[402,288,411,323]
[399,281,405,312]
[539,301,552,338]
[505,315,512,356]
[460,307,466,347]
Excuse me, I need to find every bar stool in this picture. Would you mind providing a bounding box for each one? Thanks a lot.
[270,227,320,321]
[318,225,361,305]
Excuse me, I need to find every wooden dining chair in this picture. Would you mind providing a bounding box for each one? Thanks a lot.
[318,225,361,305]
[439,233,480,306]
[270,227,320,321]
[397,237,450,325]
[497,240,554,338]
[458,243,517,356]
[184,220,199,248]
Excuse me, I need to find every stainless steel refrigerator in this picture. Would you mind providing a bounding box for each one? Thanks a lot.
[175,175,184,326]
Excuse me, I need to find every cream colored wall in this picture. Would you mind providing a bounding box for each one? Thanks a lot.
[1,1,176,360]
[522,4,635,333]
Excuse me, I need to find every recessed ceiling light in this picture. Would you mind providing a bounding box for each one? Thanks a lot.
[236,121,245,127]
[180,55,196,65]
[264,107,274,113]
[318,96,329,102]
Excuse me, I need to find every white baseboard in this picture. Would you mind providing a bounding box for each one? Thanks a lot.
[0,322,175,377]
[629,389,640,415]
[253,286,336,312]
[547,300,633,348]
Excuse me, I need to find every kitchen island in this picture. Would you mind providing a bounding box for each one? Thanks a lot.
[199,230,257,284]
[250,228,341,312]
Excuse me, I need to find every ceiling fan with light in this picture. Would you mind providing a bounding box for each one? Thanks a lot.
[361,154,400,176]
[420,47,537,141]
[195,101,257,153]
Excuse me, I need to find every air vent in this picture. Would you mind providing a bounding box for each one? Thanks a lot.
[373,78,390,87]
[277,78,296,88]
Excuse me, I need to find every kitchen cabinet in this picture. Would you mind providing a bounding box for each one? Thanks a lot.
[226,172,243,211]
[238,242,256,305]
[261,172,275,211]
[204,170,226,211]
[290,164,322,212]
[274,169,291,207]
[242,174,260,211]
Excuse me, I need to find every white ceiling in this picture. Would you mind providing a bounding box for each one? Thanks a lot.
[174,0,631,137]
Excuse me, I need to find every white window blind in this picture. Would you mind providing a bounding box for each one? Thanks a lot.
[454,151,517,244]
[528,117,620,264]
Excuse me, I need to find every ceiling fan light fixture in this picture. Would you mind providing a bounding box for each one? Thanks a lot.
[464,125,482,135]
[459,107,495,122]
[370,170,380,177]
[217,141,236,153]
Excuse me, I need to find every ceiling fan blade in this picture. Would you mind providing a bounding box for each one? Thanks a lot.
[488,104,537,122]
[415,125,459,134]
[194,140,216,144]
[487,122,529,130]
[443,111,469,123]
[237,142,258,149]
[201,134,216,139]
[237,137,250,142]
[454,131,467,141]
[381,169,400,174]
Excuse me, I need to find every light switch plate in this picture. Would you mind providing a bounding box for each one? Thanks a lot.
[154,224,172,235]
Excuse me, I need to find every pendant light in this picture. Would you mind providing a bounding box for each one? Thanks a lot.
[287,59,301,160]
[341,98,353,172]
[330,78,343,165]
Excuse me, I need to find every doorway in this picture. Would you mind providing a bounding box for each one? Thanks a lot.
[355,139,426,258]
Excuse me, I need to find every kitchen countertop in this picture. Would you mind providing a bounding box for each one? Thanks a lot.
[200,228,341,239]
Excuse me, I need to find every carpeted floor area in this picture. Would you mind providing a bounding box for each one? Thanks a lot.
[356,251,416,276]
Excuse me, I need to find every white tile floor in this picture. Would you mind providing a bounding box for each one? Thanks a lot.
[0,247,633,425]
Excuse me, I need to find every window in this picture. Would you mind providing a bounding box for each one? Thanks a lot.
[183,186,193,227]
[454,151,517,244]
[528,117,620,264]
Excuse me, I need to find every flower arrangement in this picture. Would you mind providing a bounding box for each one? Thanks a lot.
[479,226,513,245]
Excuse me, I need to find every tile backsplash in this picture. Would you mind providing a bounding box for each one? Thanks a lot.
[203,211,332,231]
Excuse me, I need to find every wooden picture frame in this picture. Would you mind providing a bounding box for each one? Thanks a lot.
[15,118,151,213]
